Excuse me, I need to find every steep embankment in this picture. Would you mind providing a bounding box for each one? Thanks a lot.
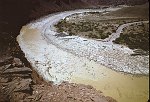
[0,0,84,47]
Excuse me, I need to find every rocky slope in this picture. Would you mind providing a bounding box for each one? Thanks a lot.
[0,53,117,102]
[0,0,148,46]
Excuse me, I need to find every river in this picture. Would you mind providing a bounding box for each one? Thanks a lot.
[17,8,149,102]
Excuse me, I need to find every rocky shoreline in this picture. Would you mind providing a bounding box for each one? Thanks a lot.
[0,52,116,102]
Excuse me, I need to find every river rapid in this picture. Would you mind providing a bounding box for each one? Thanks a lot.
[17,8,149,102]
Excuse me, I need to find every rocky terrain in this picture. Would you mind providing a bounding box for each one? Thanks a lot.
[0,0,148,47]
[0,50,117,102]
[0,0,149,101]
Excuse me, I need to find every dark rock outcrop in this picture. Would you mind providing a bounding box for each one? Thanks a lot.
[0,57,33,102]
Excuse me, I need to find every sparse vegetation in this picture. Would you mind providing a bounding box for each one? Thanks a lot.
[113,23,149,53]
[55,9,149,55]
[55,12,140,39]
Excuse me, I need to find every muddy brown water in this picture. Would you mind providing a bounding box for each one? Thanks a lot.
[71,67,149,102]
[19,25,149,102]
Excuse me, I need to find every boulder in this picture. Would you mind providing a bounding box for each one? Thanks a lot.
[3,67,32,74]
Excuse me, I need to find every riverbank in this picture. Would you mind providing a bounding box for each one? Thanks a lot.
[0,55,116,102]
